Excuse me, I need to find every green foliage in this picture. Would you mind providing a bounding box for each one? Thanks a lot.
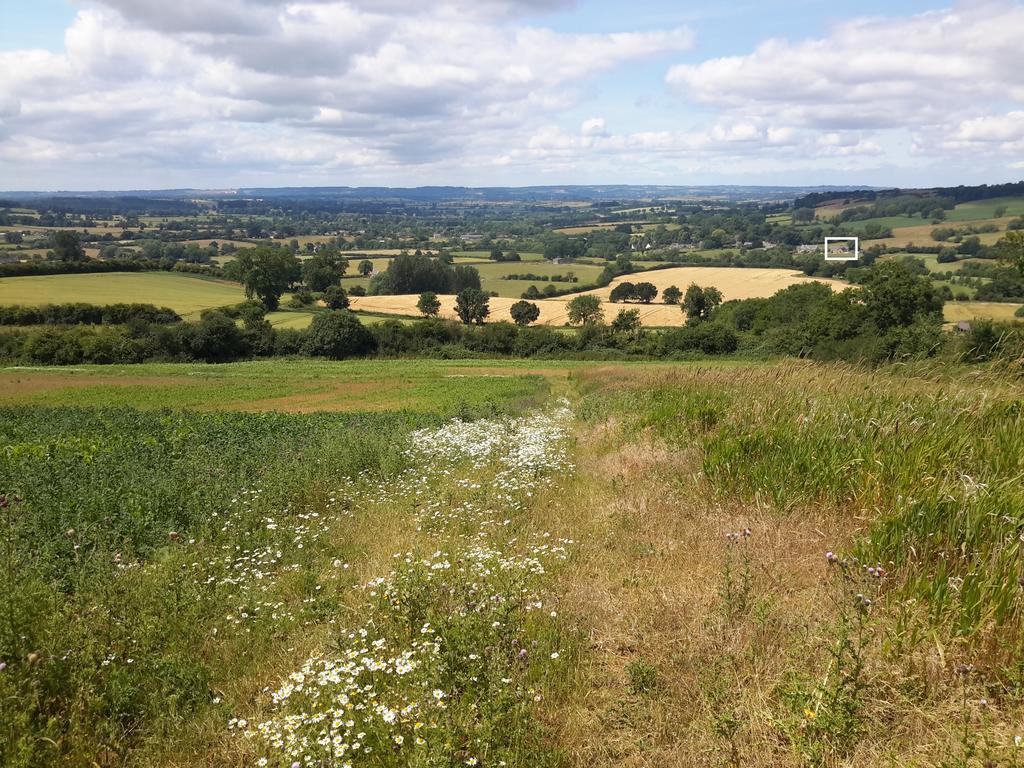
[226,246,301,311]
[455,288,490,325]
[322,284,350,310]
[301,250,348,291]
[609,281,657,303]
[609,281,634,303]
[52,230,86,262]
[0,303,180,326]
[509,300,540,326]
[566,295,603,326]
[662,284,682,304]
[370,253,480,296]
[997,230,1024,276]
[610,308,641,335]
[683,284,723,325]
[302,310,376,359]
[417,291,441,317]
[190,310,248,363]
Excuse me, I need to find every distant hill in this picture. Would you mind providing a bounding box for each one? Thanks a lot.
[794,181,1024,209]
[2,184,879,207]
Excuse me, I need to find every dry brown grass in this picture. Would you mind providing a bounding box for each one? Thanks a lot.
[544,427,848,767]
[532,365,1024,767]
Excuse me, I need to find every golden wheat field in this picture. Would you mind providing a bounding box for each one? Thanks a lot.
[348,267,850,327]
[349,294,582,325]
[572,266,848,302]
[943,301,1024,324]
[876,217,1012,249]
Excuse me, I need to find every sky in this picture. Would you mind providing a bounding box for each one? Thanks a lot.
[0,0,1022,191]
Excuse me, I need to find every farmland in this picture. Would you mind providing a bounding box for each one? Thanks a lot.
[3,358,1024,767]
[574,266,847,303]
[943,300,1024,324]
[0,272,246,319]
[343,268,851,327]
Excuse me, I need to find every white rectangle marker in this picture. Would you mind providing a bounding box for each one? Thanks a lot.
[824,236,859,262]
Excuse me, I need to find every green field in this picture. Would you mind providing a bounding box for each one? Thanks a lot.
[3,358,1024,766]
[474,260,604,297]
[264,309,315,329]
[451,250,545,262]
[944,195,1024,222]
[0,358,570,412]
[0,272,246,319]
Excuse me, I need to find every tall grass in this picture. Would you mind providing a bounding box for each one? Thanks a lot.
[579,363,1024,636]
[0,407,427,764]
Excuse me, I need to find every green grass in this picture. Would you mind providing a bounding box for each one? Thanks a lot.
[0,359,558,413]
[474,261,604,297]
[452,251,545,263]
[264,310,314,329]
[0,394,578,766]
[839,215,927,232]
[945,196,1024,222]
[580,363,1024,634]
[0,272,246,319]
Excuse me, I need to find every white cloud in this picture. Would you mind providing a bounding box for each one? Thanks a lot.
[1,0,1022,187]
[0,0,696,186]
[665,1,1024,170]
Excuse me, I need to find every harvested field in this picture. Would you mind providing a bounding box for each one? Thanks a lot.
[349,268,849,327]
[943,301,1024,324]
[569,266,848,303]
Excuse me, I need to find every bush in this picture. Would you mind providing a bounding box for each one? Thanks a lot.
[509,300,540,326]
[0,303,181,326]
[303,310,376,359]
[189,310,249,363]
[322,285,350,310]
[288,289,315,308]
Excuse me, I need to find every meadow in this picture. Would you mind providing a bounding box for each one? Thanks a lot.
[2,357,1023,767]
[0,272,247,320]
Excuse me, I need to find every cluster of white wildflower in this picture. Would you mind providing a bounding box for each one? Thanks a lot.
[240,404,574,766]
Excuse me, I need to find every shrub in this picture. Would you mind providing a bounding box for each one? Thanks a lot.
[288,289,315,308]
[189,310,249,363]
[509,300,540,326]
[417,291,441,318]
[322,285,350,310]
[303,310,376,359]
[0,303,180,326]
[567,295,603,326]
[455,289,490,325]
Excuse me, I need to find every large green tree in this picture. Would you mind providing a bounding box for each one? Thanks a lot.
[455,288,490,325]
[682,284,723,325]
[566,295,603,326]
[859,260,944,331]
[303,310,376,359]
[417,291,441,317]
[997,231,1024,276]
[52,230,86,262]
[229,246,301,311]
[302,250,348,291]
[509,300,540,326]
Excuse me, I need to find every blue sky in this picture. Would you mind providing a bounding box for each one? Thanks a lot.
[1,0,1022,190]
